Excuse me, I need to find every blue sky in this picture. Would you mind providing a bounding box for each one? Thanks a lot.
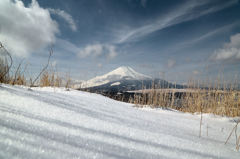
[0,0,240,83]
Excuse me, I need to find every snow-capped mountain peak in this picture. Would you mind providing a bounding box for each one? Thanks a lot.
[81,66,151,88]
[106,66,150,79]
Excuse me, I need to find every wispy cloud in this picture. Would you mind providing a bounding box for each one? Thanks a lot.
[176,22,240,49]
[48,8,77,31]
[115,0,238,43]
[105,44,117,59]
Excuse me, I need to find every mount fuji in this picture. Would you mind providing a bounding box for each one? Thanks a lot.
[81,66,152,88]
[78,66,184,93]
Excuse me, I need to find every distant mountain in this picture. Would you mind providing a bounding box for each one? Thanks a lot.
[80,78,184,93]
[80,66,151,88]
[78,66,184,93]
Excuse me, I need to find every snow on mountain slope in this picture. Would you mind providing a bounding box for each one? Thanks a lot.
[81,66,151,88]
[0,84,239,159]
[110,82,121,86]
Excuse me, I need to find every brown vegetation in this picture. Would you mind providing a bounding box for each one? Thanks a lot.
[0,42,12,83]
[0,58,11,83]
[130,82,240,117]
[0,42,71,88]
[39,70,62,87]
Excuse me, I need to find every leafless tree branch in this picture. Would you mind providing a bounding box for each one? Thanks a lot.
[0,42,13,81]
[30,47,53,87]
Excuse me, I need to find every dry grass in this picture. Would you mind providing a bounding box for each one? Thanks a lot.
[9,61,27,85]
[0,43,71,87]
[0,58,27,86]
[39,70,62,87]
[131,81,240,117]
[0,59,11,83]
[0,60,70,88]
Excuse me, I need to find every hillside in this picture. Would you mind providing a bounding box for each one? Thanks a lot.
[0,84,239,158]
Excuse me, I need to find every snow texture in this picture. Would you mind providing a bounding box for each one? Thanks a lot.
[81,66,151,88]
[0,84,239,159]
[111,82,121,86]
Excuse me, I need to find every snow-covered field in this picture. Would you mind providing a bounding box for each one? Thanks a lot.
[0,84,239,159]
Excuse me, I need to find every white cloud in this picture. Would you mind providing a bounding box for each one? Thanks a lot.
[211,33,240,61]
[56,39,117,60]
[78,44,103,58]
[78,44,117,59]
[48,8,77,31]
[116,0,238,43]
[0,0,59,57]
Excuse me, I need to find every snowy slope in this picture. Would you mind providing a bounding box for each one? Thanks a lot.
[81,66,151,88]
[0,84,240,159]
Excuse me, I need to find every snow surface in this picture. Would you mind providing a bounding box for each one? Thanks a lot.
[111,82,121,86]
[0,84,239,159]
[81,66,151,88]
